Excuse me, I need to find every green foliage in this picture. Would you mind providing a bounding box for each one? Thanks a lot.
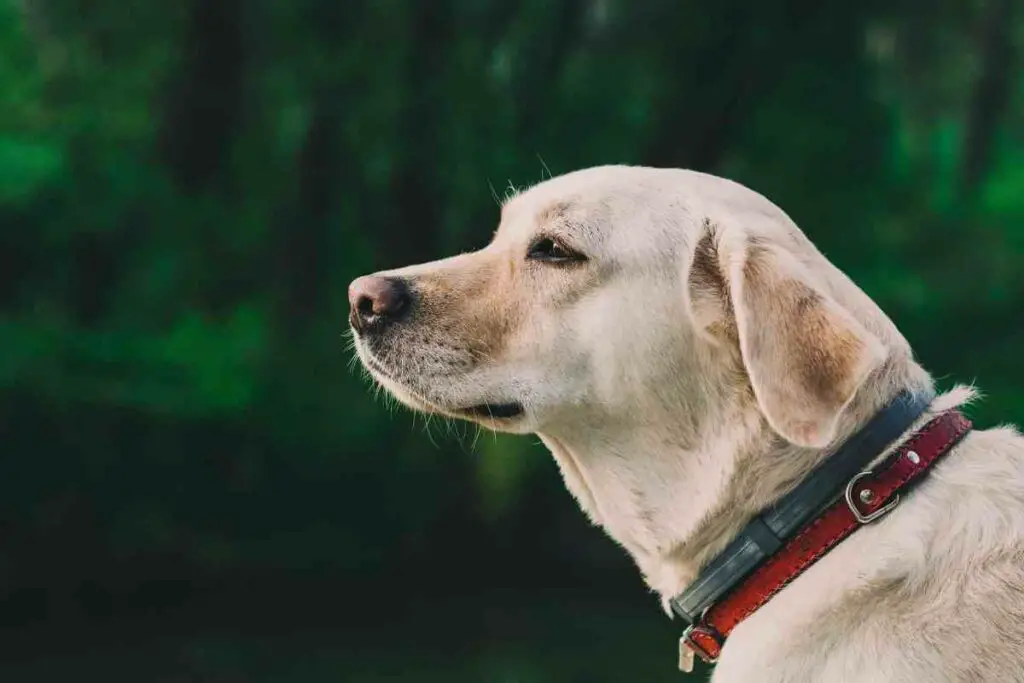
[0,0,1021,679]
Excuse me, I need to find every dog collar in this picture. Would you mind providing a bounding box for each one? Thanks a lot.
[670,391,973,672]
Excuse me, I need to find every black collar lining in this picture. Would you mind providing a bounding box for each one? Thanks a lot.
[669,389,934,623]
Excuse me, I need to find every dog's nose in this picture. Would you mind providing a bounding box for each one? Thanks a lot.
[348,275,411,331]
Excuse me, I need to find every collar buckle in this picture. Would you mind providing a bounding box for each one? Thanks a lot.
[844,470,900,524]
[679,622,722,672]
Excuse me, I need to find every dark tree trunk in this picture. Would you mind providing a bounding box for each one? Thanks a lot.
[157,0,248,192]
[642,0,829,172]
[513,0,586,142]
[272,1,364,331]
[275,96,335,329]
[960,0,1015,196]
[642,13,750,170]
[385,0,456,268]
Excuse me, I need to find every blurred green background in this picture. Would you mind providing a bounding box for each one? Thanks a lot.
[1,0,1023,681]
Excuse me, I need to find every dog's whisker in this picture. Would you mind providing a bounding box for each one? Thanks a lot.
[422,415,443,450]
[487,178,502,208]
[536,153,553,180]
[502,179,520,205]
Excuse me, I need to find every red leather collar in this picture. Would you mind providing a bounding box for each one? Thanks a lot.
[679,408,973,670]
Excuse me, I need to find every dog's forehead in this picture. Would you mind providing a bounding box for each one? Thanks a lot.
[497,166,666,244]
[495,165,800,252]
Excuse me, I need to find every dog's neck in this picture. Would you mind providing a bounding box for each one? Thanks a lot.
[537,359,934,605]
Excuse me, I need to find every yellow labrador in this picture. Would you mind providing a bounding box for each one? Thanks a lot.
[348,166,1024,682]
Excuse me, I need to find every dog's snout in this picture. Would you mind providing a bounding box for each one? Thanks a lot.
[348,275,411,332]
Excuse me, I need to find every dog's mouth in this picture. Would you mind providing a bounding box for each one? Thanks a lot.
[455,402,526,420]
[359,350,526,422]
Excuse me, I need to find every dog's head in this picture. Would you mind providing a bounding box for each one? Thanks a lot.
[349,165,911,450]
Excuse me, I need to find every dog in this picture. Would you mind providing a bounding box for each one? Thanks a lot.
[348,165,1024,682]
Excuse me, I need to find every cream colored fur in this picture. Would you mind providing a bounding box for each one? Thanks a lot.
[350,165,1024,682]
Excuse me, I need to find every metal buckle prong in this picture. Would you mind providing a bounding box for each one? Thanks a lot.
[844,470,900,524]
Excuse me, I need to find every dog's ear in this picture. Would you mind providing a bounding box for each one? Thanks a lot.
[685,222,887,448]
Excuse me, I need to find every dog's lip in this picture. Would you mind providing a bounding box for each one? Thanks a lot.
[361,352,525,421]
[455,402,526,420]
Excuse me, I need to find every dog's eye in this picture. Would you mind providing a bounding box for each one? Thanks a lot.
[526,237,585,264]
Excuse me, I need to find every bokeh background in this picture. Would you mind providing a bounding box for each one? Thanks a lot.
[2,1,1023,681]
